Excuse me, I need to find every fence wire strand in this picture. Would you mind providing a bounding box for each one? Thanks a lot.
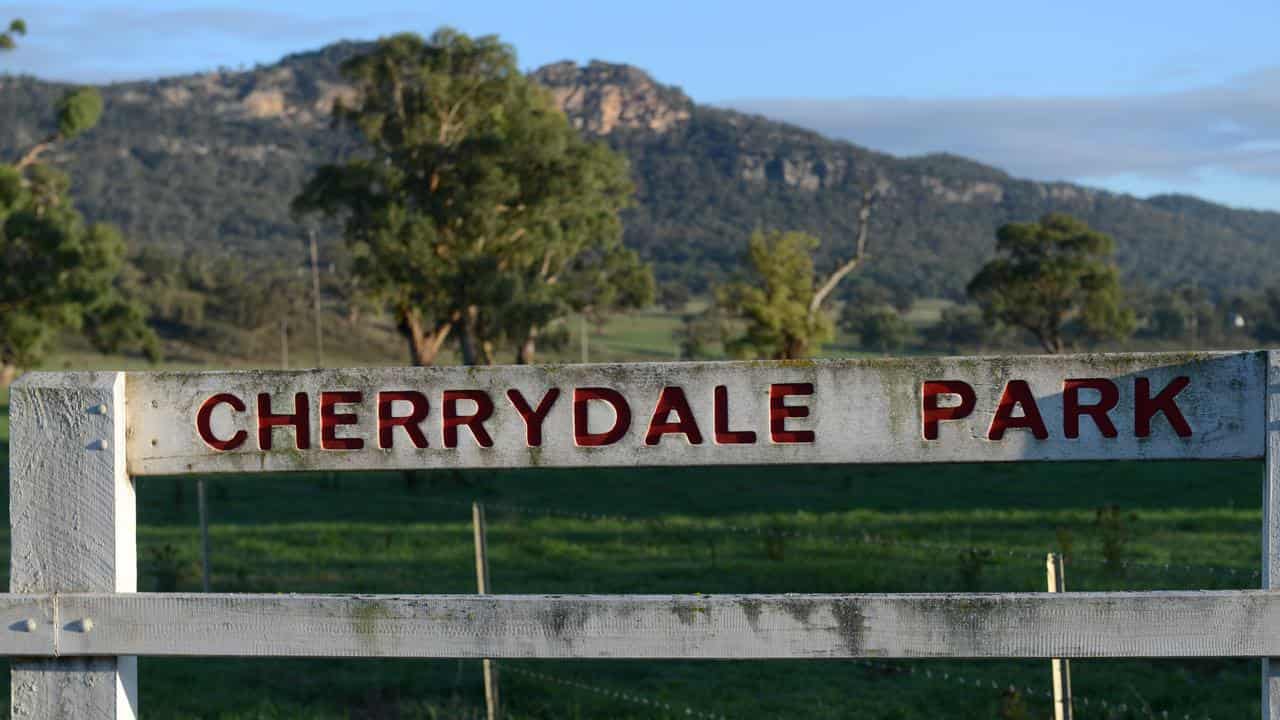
[408,494,1258,582]
[506,665,729,719]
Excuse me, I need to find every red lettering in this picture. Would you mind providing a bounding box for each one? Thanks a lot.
[988,380,1048,440]
[320,391,364,450]
[257,392,310,450]
[714,385,756,444]
[443,390,495,448]
[645,386,703,445]
[1136,376,1192,438]
[769,383,815,443]
[1063,379,1119,439]
[921,381,976,440]
[196,393,247,451]
[377,391,429,449]
[507,388,560,446]
[573,387,632,446]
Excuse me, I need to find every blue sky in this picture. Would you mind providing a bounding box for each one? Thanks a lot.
[5,0,1280,210]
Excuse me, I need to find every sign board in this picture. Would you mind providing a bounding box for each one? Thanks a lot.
[124,351,1266,475]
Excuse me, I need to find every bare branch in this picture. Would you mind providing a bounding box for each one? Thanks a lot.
[14,135,57,172]
[809,187,877,316]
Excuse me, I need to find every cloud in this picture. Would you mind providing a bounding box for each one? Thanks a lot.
[0,3,413,81]
[722,68,1280,194]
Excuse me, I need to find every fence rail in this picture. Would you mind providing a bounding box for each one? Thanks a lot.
[0,591,1273,659]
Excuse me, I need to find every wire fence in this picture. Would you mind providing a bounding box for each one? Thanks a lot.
[182,486,1240,719]
[505,659,1215,720]
[454,496,1227,720]
[505,665,729,719]
[852,659,1213,720]
[405,493,1259,584]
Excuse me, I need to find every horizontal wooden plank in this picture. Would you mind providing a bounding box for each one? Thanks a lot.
[121,351,1266,475]
[0,595,55,657]
[3,591,1274,659]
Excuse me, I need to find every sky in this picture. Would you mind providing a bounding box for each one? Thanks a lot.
[4,0,1280,210]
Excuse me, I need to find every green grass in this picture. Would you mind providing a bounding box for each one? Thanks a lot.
[2,459,1236,718]
[114,461,1261,718]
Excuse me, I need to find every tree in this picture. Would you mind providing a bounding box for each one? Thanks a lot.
[293,29,649,366]
[0,18,24,50]
[674,307,727,360]
[1253,288,1280,343]
[967,213,1134,353]
[843,305,911,354]
[657,282,692,312]
[922,304,1004,353]
[16,87,102,171]
[717,230,832,359]
[717,188,877,359]
[1134,286,1224,345]
[0,21,156,386]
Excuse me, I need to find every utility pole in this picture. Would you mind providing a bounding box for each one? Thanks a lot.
[308,228,324,367]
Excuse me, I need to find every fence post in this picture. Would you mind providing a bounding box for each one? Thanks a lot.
[1046,553,1073,720]
[198,478,211,592]
[9,372,137,718]
[473,502,500,720]
[1263,350,1280,719]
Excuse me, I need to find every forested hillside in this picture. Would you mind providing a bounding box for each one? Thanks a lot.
[2,41,1278,303]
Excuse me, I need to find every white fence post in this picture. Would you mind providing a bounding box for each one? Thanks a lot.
[1264,350,1280,719]
[9,372,137,718]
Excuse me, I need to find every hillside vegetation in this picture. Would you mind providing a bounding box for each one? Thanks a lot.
[2,43,1279,306]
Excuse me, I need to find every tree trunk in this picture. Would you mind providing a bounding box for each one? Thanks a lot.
[0,364,17,390]
[397,308,449,366]
[457,305,482,366]
[775,336,807,360]
[1034,328,1064,354]
[516,326,539,365]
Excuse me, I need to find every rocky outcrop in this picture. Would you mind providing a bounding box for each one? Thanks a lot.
[921,176,1005,204]
[531,61,691,135]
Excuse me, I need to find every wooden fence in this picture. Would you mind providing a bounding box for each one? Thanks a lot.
[6,350,1280,718]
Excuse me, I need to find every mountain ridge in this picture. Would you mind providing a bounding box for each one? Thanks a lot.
[2,40,1277,300]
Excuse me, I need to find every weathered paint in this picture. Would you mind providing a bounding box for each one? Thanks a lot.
[8,372,138,718]
[0,591,1252,659]
[121,352,1266,475]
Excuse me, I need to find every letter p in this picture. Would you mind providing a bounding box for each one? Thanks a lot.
[922,380,977,440]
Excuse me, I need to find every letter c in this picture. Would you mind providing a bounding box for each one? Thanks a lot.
[197,393,248,451]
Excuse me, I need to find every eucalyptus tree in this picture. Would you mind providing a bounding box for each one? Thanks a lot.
[294,29,650,366]
[717,189,877,360]
[968,213,1134,353]
[0,20,156,386]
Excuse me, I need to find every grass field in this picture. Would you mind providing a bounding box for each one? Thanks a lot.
[0,383,1266,718]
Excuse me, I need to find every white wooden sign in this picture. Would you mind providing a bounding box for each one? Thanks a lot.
[125,352,1265,475]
